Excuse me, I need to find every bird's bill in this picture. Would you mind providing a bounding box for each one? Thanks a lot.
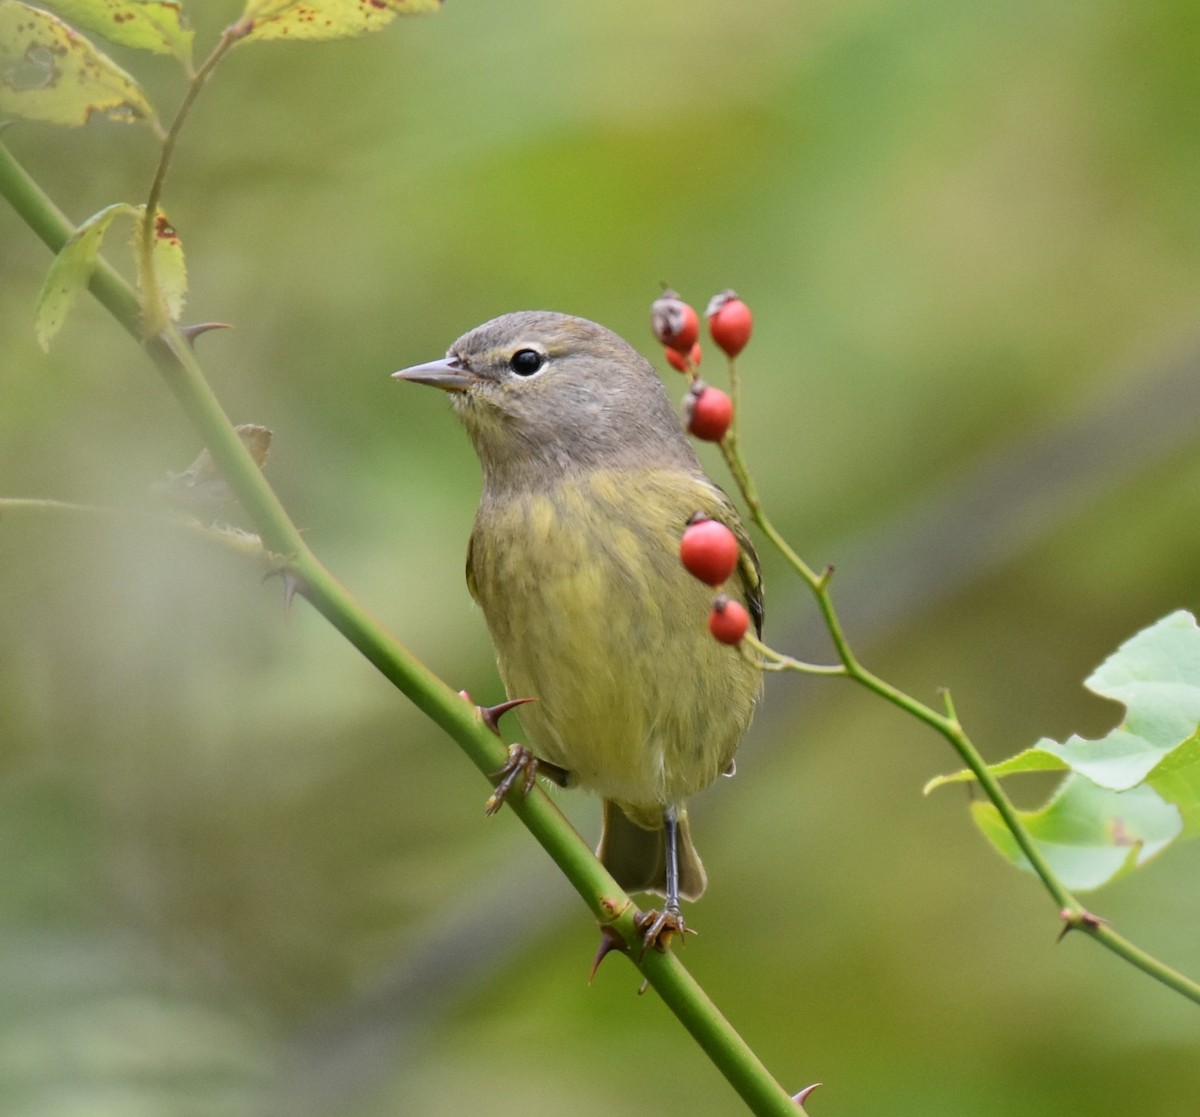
[391,357,476,393]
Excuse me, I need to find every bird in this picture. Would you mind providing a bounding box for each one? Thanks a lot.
[393,311,762,935]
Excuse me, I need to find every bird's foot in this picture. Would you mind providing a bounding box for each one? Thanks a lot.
[485,743,542,815]
[484,742,569,813]
[635,905,695,956]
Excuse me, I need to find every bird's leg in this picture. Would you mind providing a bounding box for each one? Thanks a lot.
[664,804,682,914]
[636,806,691,954]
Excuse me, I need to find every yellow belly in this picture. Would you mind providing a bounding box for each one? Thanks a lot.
[467,469,760,816]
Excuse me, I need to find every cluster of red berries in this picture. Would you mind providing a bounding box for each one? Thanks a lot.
[651,288,753,444]
[679,514,752,645]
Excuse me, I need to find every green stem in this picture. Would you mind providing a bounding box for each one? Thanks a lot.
[1087,923,1200,1004]
[718,382,1200,1005]
[0,140,806,1114]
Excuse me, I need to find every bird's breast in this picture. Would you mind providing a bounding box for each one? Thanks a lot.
[466,469,758,807]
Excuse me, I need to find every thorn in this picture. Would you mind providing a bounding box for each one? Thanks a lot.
[792,1082,822,1107]
[282,571,303,621]
[263,567,305,621]
[478,696,536,736]
[1057,908,1107,942]
[721,758,736,777]
[178,322,233,347]
[588,925,627,982]
[636,978,650,996]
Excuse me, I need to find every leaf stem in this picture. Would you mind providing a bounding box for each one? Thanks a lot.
[139,24,248,333]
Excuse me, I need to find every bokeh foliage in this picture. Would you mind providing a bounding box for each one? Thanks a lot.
[3,1,1200,1113]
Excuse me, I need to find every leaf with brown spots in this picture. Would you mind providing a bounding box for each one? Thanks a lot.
[0,0,158,126]
[236,0,441,45]
[136,205,188,321]
[44,0,193,63]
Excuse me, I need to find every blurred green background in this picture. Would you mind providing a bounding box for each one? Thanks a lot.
[3,1,1200,1113]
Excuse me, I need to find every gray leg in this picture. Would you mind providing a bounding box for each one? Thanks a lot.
[663,805,681,915]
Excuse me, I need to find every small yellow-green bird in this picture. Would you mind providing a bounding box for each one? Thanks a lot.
[393,311,762,925]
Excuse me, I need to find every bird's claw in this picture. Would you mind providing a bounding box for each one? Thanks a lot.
[635,906,695,956]
[484,743,541,815]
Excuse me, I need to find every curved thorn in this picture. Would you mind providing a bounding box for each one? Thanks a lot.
[178,321,233,347]
[588,925,627,983]
[479,695,536,735]
[263,567,306,621]
[792,1082,822,1106]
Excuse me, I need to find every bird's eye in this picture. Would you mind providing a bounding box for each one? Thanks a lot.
[509,348,545,376]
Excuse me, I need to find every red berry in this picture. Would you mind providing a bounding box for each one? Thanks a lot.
[708,595,750,645]
[706,290,753,358]
[685,383,733,441]
[680,517,739,586]
[652,289,700,355]
[664,342,702,373]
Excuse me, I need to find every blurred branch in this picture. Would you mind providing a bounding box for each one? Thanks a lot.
[0,139,805,1117]
[0,497,270,558]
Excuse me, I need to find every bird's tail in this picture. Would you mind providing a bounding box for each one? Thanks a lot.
[597,800,707,901]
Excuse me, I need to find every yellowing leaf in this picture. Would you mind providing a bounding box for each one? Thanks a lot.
[35,202,136,350]
[146,207,187,320]
[44,0,194,64]
[0,0,157,127]
[236,0,441,44]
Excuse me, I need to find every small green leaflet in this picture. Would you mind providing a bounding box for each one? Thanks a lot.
[0,0,157,127]
[43,0,194,65]
[36,202,136,350]
[928,610,1200,890]
[236,0,441,44]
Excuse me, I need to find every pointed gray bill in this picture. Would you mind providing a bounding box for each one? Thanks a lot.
[391,357,476,392]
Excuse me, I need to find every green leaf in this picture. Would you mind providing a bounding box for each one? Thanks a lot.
[924,747,1067,794]
[970,774,1183,892]
[0,0,158,126]
[1145,728,1200,834]
[138,206,187,321]
[43,0,194,64]
[35,202,136,350]
[929,610,1200,793]
[236,0,441,44]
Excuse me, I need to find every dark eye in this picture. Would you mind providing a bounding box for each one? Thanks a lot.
[509,348,545,376]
